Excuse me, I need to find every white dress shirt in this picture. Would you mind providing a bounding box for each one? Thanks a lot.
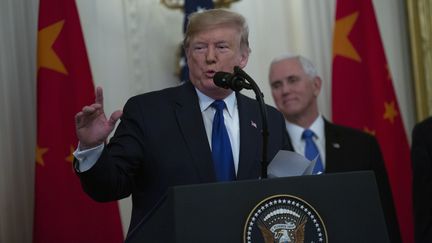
[74,89,241,174]
[285,115,326,168]
[196,89,240,174]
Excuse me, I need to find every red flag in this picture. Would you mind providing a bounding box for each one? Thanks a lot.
[34,0,123,242]
[332,0,413,242]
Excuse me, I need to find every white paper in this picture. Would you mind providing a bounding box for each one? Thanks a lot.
[267,150,317,178]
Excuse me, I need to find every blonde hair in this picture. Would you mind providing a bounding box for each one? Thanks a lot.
[183,9,250,53]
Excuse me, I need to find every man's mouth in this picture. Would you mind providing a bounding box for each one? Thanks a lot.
[283,98,297,104]
[205,70,216,78]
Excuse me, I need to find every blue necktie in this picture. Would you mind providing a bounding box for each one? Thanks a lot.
[302,129,324,174]
[211,100,235,181]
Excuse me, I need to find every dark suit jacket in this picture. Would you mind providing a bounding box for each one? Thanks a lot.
[287,119,401,243]
[411,117,432,243]
[77,82,290,234]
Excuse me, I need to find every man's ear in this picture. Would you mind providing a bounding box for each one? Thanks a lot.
[313,76,322,96]
[238,48,250,68]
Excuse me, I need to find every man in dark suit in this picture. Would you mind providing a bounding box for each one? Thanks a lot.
[268,54,401,242]
[74,9,290,235]
[411,117,432,243]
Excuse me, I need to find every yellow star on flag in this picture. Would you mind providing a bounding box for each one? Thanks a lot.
[66,145,75,163]
[36,145,49,166]
[363,126,376,136]
[383,101,398,124]
[37,20,68,74]
[333,12,361,62]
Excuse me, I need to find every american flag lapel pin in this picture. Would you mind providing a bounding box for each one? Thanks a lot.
[332,143,340,149]
[251,120,257,128]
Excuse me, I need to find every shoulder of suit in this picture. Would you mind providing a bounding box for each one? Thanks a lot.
[415,116,432,131]
[237,92,280,114]
[326,121,376,140]
[126,82,191,104]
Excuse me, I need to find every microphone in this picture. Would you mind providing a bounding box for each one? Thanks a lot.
[215,67,270,179]
[213,71,251,92]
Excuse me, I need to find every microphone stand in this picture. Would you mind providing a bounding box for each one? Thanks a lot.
[233,66,269,179]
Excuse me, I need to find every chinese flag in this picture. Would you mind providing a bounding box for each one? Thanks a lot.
[34,0,123,242]
[332,0,413,242]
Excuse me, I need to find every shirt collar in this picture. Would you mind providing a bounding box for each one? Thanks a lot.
[286,115,325,140]
[309,115,325,139]
[195,88,236,117]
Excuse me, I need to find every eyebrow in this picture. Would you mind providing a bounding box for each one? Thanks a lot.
[270,80,282,86]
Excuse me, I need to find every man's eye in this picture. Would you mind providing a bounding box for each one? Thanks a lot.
[287,77,299,83]
[216,44,229,50]
[193,45,206,52]
[271,81,281,89]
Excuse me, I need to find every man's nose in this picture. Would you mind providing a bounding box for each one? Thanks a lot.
[281,81,291,94]
[206,46,216,63]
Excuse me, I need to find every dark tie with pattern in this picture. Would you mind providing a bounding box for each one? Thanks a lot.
[211,100,235,181]
[302,129,324,174]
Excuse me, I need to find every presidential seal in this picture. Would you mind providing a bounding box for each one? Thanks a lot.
[243,195,327,243]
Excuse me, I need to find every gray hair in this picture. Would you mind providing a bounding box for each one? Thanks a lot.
[270,54,318,78]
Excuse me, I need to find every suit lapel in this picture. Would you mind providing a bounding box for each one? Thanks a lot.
[172,87,262,181]
[173,83,215,182]
[236,94,260,179]
[324,120,342,172]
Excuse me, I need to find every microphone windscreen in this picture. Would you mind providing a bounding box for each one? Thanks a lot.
[213,72,232,89]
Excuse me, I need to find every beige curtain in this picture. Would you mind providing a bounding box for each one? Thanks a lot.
[0,0,38,242]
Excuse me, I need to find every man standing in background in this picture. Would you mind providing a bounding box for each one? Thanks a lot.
[411,117,432,243]
[268,54,401,242]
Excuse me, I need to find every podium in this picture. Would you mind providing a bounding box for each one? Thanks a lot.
[125,171,389,243]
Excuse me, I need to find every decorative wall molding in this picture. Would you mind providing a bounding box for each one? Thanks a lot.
[407,0,432,121]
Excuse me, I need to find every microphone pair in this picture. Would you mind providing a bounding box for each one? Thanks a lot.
[213,69,252,92]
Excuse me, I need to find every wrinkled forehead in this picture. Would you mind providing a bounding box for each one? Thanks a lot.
[187,24,241,44]
[189,25,241,43]
[270,59,304,81]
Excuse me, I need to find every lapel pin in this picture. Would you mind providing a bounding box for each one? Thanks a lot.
[251,120,257,128]
[332,143,340,149]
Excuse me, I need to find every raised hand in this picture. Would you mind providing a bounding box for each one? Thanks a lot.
[75,87,123,150]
